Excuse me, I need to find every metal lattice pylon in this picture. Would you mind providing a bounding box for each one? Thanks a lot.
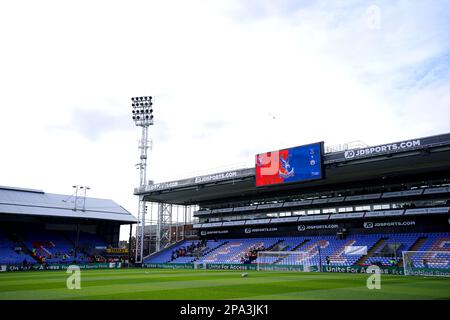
[156,203,173,251]
[134,196,146,263]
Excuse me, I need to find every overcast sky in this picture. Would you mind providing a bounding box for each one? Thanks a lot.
[1,0,449,240]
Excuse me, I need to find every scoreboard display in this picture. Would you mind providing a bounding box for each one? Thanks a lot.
[255,142,323,187]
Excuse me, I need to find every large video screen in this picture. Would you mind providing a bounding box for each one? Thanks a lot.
[255,142,323,187]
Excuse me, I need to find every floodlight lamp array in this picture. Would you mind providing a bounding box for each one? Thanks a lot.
[131,96,153,126]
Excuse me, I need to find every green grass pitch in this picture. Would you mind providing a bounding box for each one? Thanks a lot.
[1,268,449,300]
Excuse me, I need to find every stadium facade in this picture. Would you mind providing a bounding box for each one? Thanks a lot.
[137,133,450,236]
[0,186,136,270]
[139,133,450,273]
[1,132,449,274]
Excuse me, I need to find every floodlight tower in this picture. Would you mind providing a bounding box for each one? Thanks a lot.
[71,185,90,263]
[72,185,90,212]
[131,96,154,264]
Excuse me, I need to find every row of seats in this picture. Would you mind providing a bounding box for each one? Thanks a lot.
[407,233,450,268]
[0,231,35,264]
[273,235,380,266]
[145,240,226,263]
[365,233,418,266]
[147,233,450,269]
[0,228,107,265]
[197,238,279,264]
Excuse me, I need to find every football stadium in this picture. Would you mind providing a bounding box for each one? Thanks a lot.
[1,131,450,300]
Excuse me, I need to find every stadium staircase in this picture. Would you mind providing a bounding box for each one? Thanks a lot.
[40,246,52,257]
[397,236,428,267]
[3,230,24,246]
[273,239,310,264]
[356,237,388,265]
[291,239,311,251]
[268,239,284,250]
[0,230,37,264]
[144,239,189,262]
[202,241,230,257]
[62,232,76,247]
[191,241,230,263]
[62,232,93,261]
[4,231,40,263]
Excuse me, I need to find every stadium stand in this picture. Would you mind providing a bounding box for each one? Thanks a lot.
[0,185,136,267]
[364,233,419,266]
[196,238,279,264]
[4,225,448,269]
[136,133,450,272]
[2,133,450,272]
[145,240,227,263]
[143,232,450,269]
[22,228,75,263]
[0,230,35,265]
[407,233,450,268]
[191,235,380,266]
[6,228,445,268]
[65,230,108,262]
[295,235,379,266]
[0,226,111,264]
